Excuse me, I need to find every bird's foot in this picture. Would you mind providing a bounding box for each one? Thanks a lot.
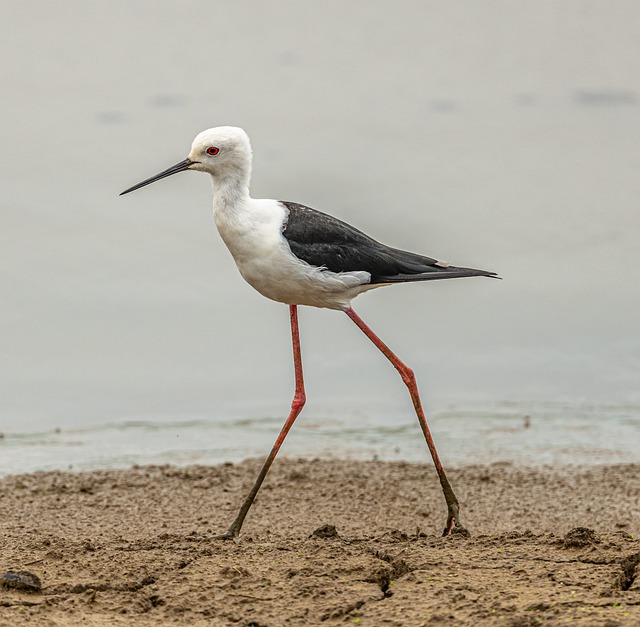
[213,530,240,542]
[213,526,241,542]
[442,502,470,537]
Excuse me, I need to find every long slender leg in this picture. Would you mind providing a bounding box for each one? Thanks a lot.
[216,304,306,539]
[345,307,464,536]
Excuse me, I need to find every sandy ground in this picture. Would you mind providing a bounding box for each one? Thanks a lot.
[1,458,639,626]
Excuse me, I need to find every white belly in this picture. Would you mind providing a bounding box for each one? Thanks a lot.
[214,198,374,310]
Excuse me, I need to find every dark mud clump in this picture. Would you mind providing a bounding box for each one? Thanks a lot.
[563,526,599,548]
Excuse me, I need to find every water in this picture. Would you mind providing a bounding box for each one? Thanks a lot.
[1,2,639,475]
[1,401,638,476]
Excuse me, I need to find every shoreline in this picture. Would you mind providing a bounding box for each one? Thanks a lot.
[1,458,639,625]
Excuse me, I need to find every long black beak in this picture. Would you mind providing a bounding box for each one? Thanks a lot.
[119,158,195,196]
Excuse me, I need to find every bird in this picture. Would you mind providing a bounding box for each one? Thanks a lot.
[120,126,498,539]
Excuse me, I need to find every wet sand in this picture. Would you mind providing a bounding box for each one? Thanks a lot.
[1,459,639,625]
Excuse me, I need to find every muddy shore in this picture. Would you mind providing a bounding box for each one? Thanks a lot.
[1,459,639,625]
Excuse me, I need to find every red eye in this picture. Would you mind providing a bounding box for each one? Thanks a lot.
[206,146,220,156]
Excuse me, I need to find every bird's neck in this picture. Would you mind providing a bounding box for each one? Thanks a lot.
[211,170,251,215]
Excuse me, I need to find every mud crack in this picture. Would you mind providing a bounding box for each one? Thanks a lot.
[367,549,411,597]
[618,552,640,591]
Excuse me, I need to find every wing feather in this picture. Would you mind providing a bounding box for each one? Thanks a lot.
[280,202,497,283]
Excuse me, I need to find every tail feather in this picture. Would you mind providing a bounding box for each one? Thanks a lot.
[371,266,500,284]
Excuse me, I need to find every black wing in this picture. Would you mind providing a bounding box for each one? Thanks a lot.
[280,201,497,283]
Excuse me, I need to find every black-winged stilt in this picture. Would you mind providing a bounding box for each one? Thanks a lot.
[120,126,497,538]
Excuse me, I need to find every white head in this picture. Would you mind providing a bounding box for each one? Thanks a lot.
[188,126,252,177]
[120,126,253,196]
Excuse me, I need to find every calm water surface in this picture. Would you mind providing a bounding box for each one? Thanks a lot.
[1,401,638,476]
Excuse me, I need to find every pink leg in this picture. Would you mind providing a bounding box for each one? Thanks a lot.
[217,304,306,539]
[345,307,464,536]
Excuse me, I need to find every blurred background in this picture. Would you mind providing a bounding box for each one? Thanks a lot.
[1,1,639,474]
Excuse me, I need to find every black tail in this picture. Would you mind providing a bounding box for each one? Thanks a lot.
[371,266,500,284]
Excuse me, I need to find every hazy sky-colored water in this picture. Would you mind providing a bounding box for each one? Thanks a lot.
[1,2,639,469]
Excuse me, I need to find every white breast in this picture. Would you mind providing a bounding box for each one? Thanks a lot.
[214,198,375,310]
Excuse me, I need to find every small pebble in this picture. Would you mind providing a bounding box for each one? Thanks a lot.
[1,570,43,593]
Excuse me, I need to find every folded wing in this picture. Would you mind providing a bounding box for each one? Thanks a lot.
[280,201,498,284]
